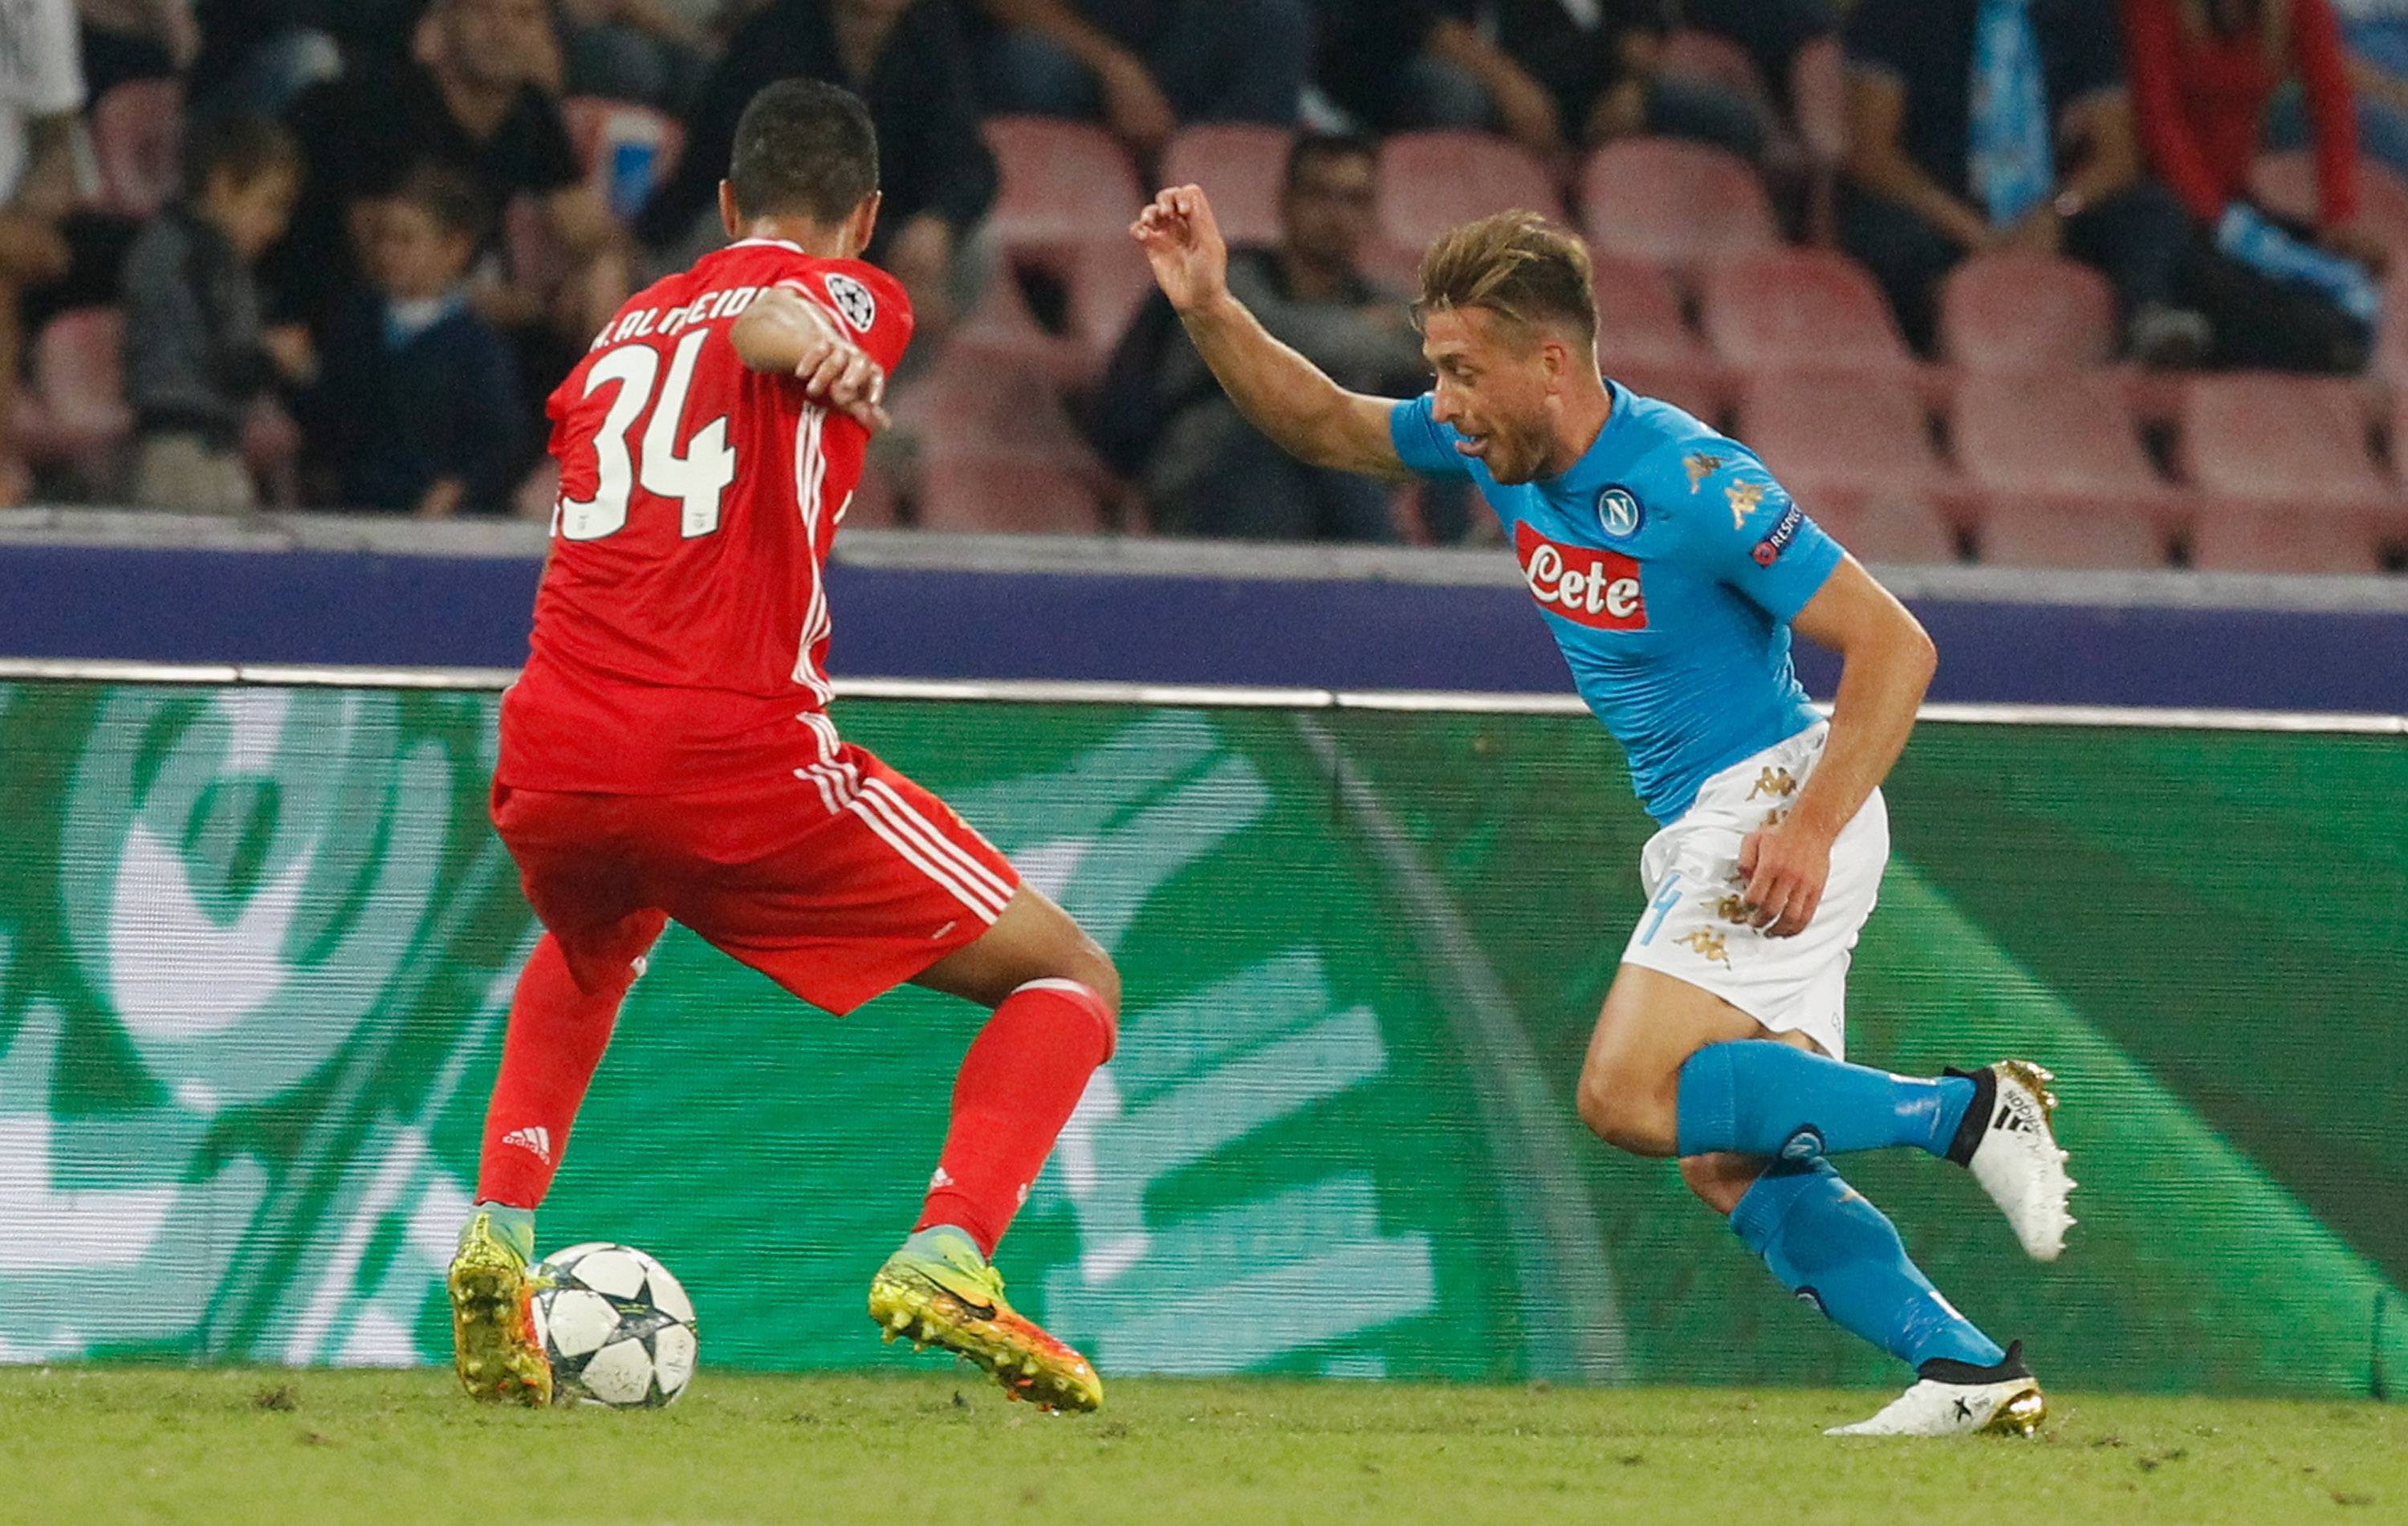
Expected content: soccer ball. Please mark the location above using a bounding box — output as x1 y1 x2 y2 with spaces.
531 1243 698 1409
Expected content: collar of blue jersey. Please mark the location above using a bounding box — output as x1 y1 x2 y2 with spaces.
1537 376 1637 490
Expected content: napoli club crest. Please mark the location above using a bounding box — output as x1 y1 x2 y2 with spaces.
1597 487 1643 539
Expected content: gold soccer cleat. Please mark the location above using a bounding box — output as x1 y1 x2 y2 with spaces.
449 1211 552 1406
868 1235 1102 1414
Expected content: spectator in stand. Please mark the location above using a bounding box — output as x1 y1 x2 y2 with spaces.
2124 0 2381 370
1314 1 1767 166
269 0 628 348
1842 0 2208 360
2280 0 2408 182
972 0 1311 159
556 0 710 110
120 114 310 511
301 166 525 516
0 0 94 504
1095 135 1426 540
76 0 199 99
639 0 995 334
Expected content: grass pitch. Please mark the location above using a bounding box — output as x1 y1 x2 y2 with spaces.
2 1368 2401 1526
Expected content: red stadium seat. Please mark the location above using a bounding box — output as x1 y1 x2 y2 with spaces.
1591 252 1726 420
2251 152 2408 262
920 454 1108 534
1950 372 2176 568
1579 138 1779 276
983 116 1144 260
2180 374 2402 572
1161 124 1293 248
561 96 685 217
1939 253 2117 374
13 307 131 477
1377 132 1565 254
90 79 183 218
1702 249 1914 376
1658 31 1769 104
1066 238 1161 376
1737 370 1960 562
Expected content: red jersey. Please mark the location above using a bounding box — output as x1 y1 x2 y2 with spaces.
500 238 913 794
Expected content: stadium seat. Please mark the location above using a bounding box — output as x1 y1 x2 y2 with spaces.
983 116 1145 259
1578 138 1780 277
13 307 131 479
1939 253 2117 374
847 459 900 528
1066 239 1161 376
1161 124 1293 249
1658 31 1769 104
1702 249 1915 376
1591 252 1726 420
919 454 1108 534
89 79 183 218
2372 271 2408 393
1377 132 1565 254
562 97 685 220
2180 373 2402 572
1950 372 2176 568
2251 153 2408 260
1737 370 1960 562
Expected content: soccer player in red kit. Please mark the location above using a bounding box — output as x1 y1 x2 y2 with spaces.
447 79 1117 1414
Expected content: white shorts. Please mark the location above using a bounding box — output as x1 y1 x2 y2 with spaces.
1618 722 1888 1060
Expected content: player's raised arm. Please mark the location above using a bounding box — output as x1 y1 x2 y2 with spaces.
732 286 891 433
1132 186 1410 479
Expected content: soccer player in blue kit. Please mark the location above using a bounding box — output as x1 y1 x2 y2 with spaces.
1133 189 2077 1436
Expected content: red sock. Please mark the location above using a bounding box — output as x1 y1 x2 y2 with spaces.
917 979 1117 1257
476 928 652 1209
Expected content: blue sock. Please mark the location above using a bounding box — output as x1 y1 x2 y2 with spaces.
1731 1159 2004 1369
1678 1041 1975 1160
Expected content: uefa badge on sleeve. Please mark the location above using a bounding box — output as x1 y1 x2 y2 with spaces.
1597 487 1643 539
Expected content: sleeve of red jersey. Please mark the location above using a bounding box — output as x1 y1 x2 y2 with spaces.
774 258 917 375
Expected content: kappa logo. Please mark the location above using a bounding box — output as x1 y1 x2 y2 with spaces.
1684 453 1724 491
1725 478 1767 529
823 271 878 333
501 1125 552 1165
1513 521 1646 630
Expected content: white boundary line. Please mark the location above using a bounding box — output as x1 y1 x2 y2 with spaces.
0 659 2398 733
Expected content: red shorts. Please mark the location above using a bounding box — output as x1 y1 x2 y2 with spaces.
491 741 1022 1015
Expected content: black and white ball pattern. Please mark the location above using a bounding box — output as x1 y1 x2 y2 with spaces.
531 1243 698 1409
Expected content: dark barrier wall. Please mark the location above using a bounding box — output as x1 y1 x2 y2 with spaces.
2 533 2405 710
2 678 2401 1394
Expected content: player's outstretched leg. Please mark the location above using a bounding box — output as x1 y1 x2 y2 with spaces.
1685 1153 2046 1438
1674 1042 2077 1260
868 887 1117 1413
451 918 660 1406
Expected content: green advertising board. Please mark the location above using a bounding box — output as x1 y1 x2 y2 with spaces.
0 678 2401 1397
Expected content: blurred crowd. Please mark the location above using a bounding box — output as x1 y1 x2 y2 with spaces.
0 0 2404 558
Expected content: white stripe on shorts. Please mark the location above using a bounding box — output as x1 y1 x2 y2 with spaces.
845 795 1008 922
858 778 1016 906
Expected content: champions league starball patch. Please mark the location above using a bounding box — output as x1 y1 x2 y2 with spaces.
1597 486 1644 539
823 272 878 333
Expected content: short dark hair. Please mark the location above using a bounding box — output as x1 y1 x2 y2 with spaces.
727 78 880 224
1283 132 1377 192
182 112 302 201
388 163 490 246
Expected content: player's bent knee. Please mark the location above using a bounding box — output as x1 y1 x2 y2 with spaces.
1575 1066 1677 1157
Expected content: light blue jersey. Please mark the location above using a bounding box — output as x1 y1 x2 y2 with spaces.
1392 381 1845 824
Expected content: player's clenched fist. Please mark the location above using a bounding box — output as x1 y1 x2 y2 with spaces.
1131 185 1230 313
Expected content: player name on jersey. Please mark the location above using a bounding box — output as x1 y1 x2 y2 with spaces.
588 285 767 352
1514 521 1646 630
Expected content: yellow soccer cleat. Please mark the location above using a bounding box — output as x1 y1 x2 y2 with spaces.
449 1209 552 1407
868 1231 1102 1414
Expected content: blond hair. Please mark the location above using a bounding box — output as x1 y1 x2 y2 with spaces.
1415 210 1598 344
